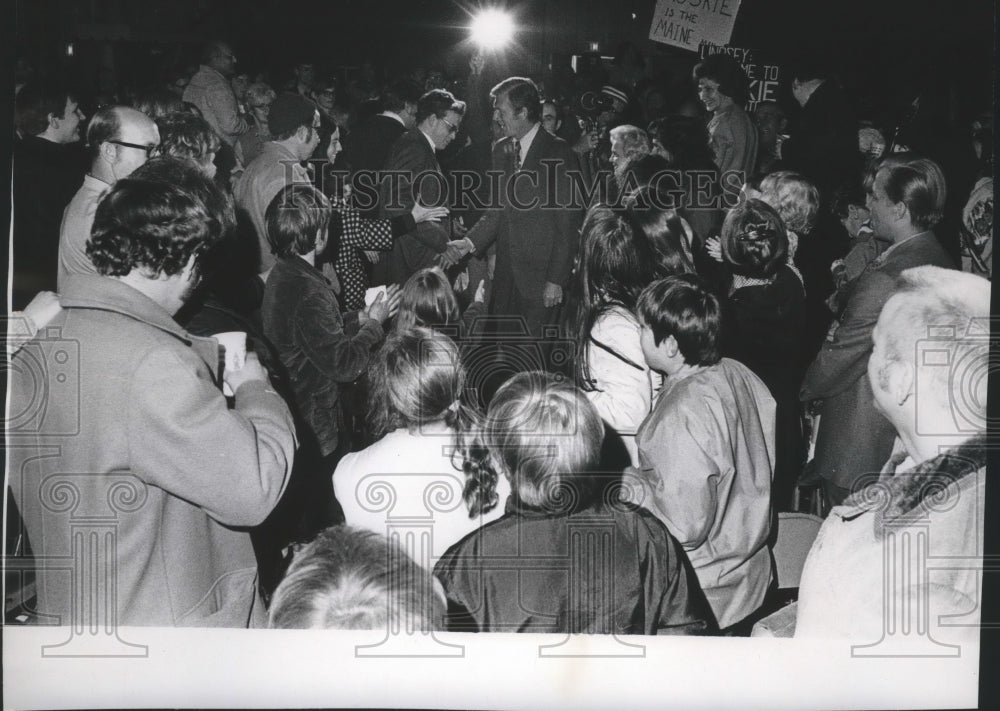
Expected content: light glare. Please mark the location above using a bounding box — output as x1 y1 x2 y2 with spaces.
471 9 514 50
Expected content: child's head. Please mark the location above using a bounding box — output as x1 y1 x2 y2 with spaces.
367 327 464 437
637 274 722 371
268 525 443 631
485 371 605 511
265 183 332 258
829 182 871 238
394 266 460 333
720 198 789 279
758 170 819 234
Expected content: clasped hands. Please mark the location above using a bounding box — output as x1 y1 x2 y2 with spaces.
438 238 474 268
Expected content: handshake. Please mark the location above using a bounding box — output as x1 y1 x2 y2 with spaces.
437 237 475 268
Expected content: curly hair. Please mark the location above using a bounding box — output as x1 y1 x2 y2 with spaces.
692 54 749 105
154 111 221 167
720 198 789 279
131 87 186 121
759 171 820 234
87 159 231 278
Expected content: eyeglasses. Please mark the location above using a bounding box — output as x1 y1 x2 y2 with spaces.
441 117 458 135
108 140 159 157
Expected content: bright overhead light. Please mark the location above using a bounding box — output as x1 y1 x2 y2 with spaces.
471 9 514 50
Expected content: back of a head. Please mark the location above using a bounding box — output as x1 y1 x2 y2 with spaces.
880 266 991 426
624 189 695 277
268 525 444 631
759 170 820 234
155 111 221 165
131 88 186 121
367 326 464 438
394 267 459 333
87 156 232 278
486 371 605 511
15 80 73 137
647 114 715 171
415 89 465 124
637 273 722 367
720 198 789 279
383 77 422 113
264 183 332 259
85 105 125 158
876 153 947 230
578 205 661 311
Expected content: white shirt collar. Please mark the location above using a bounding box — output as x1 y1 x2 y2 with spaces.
380 110 405 127
419 128 437 153
516 122 541 164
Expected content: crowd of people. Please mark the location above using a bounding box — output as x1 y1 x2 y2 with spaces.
7 36 992 641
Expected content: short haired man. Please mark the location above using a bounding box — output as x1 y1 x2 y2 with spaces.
8 157 296 627
442 76 581 341
541 100 562 135
796 266 989 643
801 154 955 506
183 40 248 146
261 184 399 536
634 274 776 633
57 106 160 289
380 89 465 284
13 81 87 308
234 92 321 274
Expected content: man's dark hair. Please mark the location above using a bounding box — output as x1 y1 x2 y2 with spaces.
382 77 422 113
15 81 77 137
877 154 947 230
692 54 749 106
490 77 542 123
829 181 867 219
155 111 221 164
637 273 722 367
202 40 232 66
265 184 333 258
87 157 232 278
415 89 465 124
86 106 124 158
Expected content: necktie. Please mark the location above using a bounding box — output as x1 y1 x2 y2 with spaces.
512 137 521 172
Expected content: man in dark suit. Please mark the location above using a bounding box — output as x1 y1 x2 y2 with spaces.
441 77 581 340
801 154 955 506
380 89 465 285
346 78 421 189
780 59 859 202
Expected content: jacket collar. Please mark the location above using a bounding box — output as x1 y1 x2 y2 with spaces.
840 434 987 531
873 230 937 267
60 274 221 373
275 254 329 285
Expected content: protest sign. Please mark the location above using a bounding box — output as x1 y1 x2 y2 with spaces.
698 42 783 112
648 0 741 52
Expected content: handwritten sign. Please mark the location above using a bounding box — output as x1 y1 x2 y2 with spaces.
698 42 783 112
648 0 741 52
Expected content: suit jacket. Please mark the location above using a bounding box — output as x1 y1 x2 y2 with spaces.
380 128 450 284
782 81 858 197
801 232 955 489
467 126 581 303
345 113 407 176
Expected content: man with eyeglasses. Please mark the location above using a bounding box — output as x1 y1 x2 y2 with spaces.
380 89 465 284
58 106 160 289
234 92 322 274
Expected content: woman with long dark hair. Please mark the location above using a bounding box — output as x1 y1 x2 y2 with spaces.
563 205 689 465
333 327 509 564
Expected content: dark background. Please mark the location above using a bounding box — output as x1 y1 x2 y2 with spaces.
10 0 995 122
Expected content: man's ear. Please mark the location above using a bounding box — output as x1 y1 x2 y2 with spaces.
887 360 915 407
663 334 680 359
47 113 60 131
892 199 908 222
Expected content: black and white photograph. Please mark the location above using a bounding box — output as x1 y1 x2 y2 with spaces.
3 0 996 708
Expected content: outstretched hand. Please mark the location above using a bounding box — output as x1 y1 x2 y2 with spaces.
412 198 449 224
362 284 402 323
437 239 473 268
